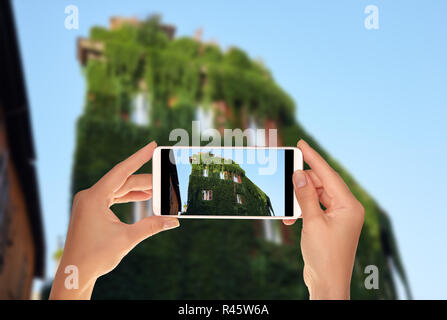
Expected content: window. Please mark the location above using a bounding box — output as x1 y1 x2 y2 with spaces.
236 194 244 204
220 171 225 179
203 168 208 177
202 190 213 200
132 199 153 223
131 92 150 126
195 106 214 133
262 220 282 244
233 175 241 183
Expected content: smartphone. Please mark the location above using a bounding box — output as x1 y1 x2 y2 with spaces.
152 146 302 219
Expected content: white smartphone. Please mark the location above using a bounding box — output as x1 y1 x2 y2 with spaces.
152 146 302 219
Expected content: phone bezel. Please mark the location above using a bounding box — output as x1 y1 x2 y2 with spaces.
153 146 302 219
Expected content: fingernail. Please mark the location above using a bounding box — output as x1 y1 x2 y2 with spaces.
297 139 307 148
293 171 307 188
163 218 179 230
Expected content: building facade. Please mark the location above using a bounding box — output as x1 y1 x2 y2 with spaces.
0 0 45 299
72 15 411 299
184 152 274 216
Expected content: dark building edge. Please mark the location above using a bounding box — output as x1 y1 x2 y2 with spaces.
161 150 182 214
0 0 45 278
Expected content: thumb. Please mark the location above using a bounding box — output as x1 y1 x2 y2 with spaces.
127 216 179 245
293 170 322 220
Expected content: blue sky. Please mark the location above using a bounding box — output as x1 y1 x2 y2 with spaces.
12 0 447 298
174 149 285 216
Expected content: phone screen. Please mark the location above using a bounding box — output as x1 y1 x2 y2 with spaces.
160 148 294 217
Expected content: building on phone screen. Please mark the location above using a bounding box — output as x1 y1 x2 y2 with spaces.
183 152 274 216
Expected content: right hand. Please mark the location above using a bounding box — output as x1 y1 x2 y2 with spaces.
283 140 365 300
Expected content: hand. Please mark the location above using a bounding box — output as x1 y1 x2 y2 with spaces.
283 140 364 300
50 141 179 299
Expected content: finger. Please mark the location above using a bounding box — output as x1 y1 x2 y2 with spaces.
282 219 296 225
306 170 322 188
298 140 352 200
127 216 179 245
114 174 153 198
97 141 157 193
113 190 152 205
316 188 332 209
283 170 322 224
293 170 322 220
307 170 332 209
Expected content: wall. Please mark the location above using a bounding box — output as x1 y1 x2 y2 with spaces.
0 108 35 299
185 159 272 216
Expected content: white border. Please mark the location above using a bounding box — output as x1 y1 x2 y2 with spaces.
153 146 302 219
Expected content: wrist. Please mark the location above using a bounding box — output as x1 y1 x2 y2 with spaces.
50 256 98 300
307 279 351 300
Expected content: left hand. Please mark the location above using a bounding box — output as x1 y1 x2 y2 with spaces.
50 141 179 299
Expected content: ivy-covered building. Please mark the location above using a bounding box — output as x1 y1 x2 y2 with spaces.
68 15 411 299
184 152 274 216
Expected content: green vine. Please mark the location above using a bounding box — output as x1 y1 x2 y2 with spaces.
67 15 410 300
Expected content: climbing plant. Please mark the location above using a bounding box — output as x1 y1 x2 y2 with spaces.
68 15 411 300
185 154 272 216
